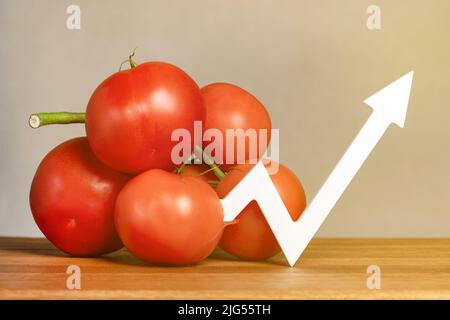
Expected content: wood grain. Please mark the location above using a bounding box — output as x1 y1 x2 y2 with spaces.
1 237 450 299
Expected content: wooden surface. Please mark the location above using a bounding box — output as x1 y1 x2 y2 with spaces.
1 237 450 299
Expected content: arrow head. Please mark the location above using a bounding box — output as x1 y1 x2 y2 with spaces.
364 71 414 128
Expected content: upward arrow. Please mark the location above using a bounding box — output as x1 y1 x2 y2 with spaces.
221 71 414 266
364 71 413 128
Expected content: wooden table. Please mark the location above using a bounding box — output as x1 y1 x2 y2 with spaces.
1 237 449 299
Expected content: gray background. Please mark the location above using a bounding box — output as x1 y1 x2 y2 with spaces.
1 0 449 237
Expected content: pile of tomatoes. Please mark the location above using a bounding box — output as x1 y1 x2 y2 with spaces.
29 54 306 265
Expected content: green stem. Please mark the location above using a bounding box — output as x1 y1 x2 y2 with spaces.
129 47 138 68
119 48 138 71
29 112 86 129
129 57 137 68
175 154 196 174
194 145 226 180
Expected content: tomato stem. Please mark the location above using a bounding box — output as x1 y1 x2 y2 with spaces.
198 166 218 176
119 47 138 71
29 112 86 129
175 154 196 174
194 145 226 180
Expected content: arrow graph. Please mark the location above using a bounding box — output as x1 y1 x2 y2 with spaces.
220 71 414 266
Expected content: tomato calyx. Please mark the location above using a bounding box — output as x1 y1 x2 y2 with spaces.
194 146 249 185
118 47 138 71
174 151 222 188
193 145 226 180
173 154 195 175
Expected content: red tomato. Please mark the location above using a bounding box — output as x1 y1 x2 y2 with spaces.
86 62 205 174
115 169 224 265
180 164 218 185
201 83 272 169
29 137 129 256
216 162 306 260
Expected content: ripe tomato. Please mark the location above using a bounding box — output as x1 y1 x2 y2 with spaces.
86 62 205 174
216 161 306 260
29 137 129 256
114 169 224 265
201 83 272 169
180 164 218 185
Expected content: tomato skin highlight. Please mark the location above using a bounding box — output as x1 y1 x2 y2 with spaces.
86 61 205 174
29 137 129 256
114 169 224 265
216 162 307 260
201 83 272 169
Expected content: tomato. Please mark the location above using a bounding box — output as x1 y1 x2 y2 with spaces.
216 161 306 260
201 83 272 170
86 62 205 174
114 169 224 265
180 164 218 185
29 137 129 256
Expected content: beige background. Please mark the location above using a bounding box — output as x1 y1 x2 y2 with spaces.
0 0 449 237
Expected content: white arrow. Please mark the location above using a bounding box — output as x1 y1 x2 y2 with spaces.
220 71 414 266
